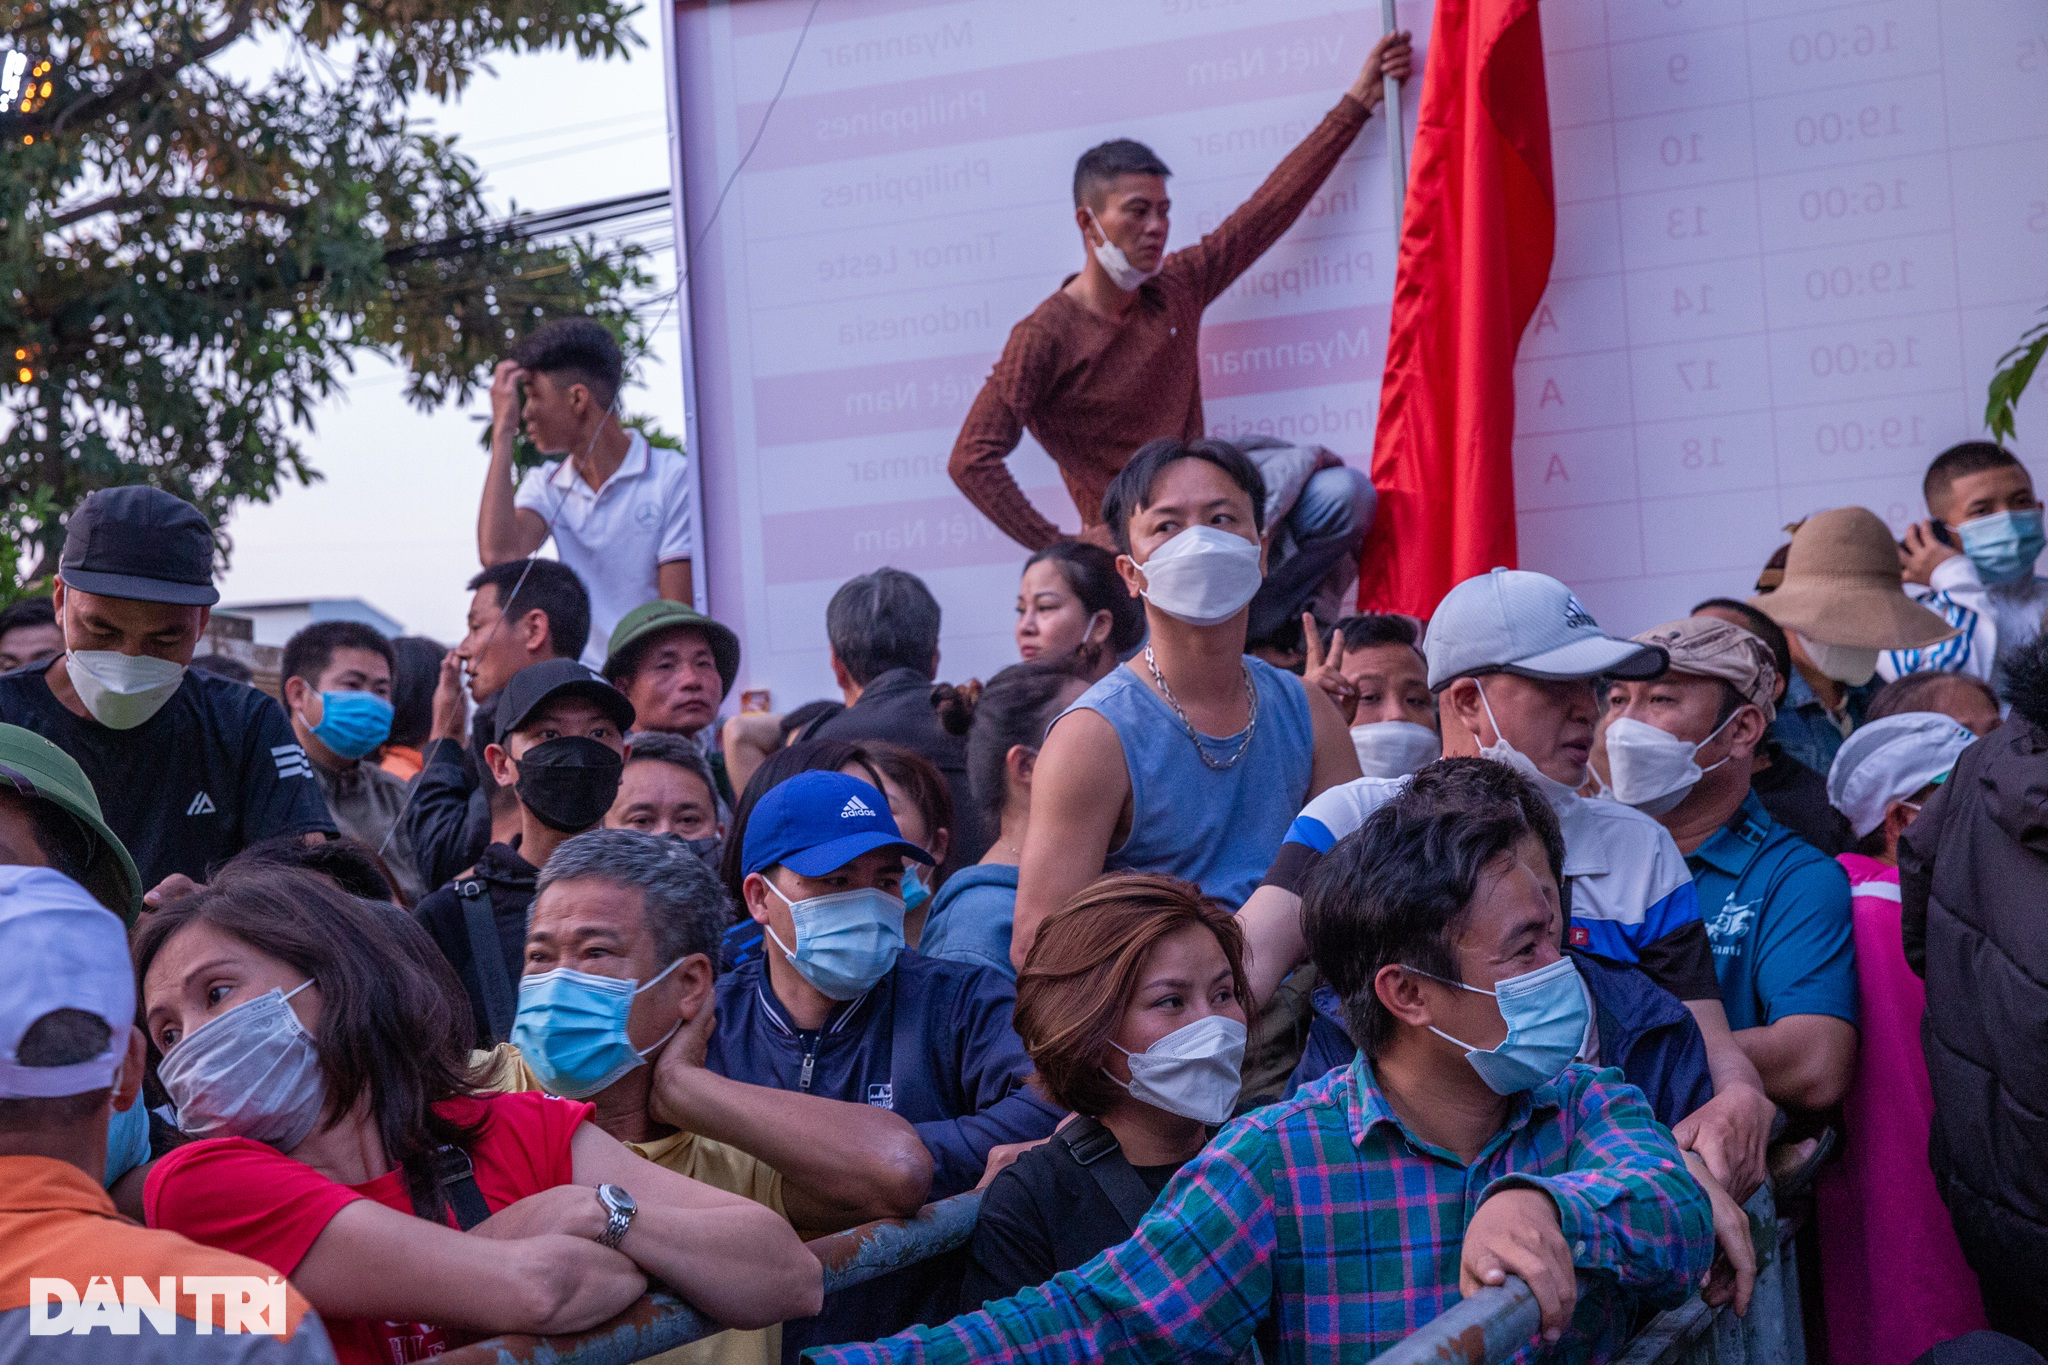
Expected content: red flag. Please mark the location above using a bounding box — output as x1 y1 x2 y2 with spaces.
1359 0 1554 617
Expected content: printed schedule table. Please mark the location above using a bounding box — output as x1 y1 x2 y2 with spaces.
1515 0 2048 629
669 0 2048 700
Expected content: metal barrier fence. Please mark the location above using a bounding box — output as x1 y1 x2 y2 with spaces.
1377 1183 1804 1365
435 1191 983 1365
440 1166 1811 1365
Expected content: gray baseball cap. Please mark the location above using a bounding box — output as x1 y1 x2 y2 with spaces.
1424 568 1667 691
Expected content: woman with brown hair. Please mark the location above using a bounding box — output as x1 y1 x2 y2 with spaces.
133 865 820 1365
960 872 1251 1307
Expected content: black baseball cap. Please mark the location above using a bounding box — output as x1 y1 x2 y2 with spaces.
59 487 219 606
494 659 636 743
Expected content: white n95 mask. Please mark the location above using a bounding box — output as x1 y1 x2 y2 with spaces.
1136 526 1263 627
1603 713 1739 816
66 650 186 729
1474 681 1582 810
1351 720 1441 779
1086 209 1160 292
1109 1013 1247 1125
1797 634 1879 686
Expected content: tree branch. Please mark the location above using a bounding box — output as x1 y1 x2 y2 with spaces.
50 0 262 136
46 191 295 231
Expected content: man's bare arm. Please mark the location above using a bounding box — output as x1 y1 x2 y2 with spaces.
479 359 550 566
657 558 694 604
1736 1015 1858 1113
1302 679 1364 799
1238 884 1309 1007
1010 708 1129 970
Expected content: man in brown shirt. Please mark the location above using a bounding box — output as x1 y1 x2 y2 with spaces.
949 29 1412 630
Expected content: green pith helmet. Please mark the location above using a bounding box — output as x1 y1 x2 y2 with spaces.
0 723 144 923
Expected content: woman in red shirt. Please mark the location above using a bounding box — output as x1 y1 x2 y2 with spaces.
135 864 820 1365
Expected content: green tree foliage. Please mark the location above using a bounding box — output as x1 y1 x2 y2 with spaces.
0 0 656 582
1987 303 2048 444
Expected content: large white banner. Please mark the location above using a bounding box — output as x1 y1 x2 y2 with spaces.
667 0 2048 707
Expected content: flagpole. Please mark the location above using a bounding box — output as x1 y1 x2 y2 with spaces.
1382 0 1408 236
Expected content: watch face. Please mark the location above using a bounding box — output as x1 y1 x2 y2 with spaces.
602 1183 638 1215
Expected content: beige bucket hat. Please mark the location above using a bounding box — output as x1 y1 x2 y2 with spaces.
1633 617 1779 723
1751 507 1957 650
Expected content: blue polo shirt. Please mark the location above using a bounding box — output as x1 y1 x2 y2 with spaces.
1684 790 1857 1032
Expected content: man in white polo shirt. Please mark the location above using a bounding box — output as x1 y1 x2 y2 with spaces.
476 318 695 669
1238 568 1778 1200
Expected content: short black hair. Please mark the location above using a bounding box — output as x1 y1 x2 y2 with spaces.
467 559 591 664
1073 139 1171 209
1868 670 1999 725
1302 758 1554 1058
188 654 254 685
283 619 396 690
1924 440 2024 514
623 731 720 807
1337 613 1426 670
387 637 446 750
826 568 941 686
222 834 398 905
1099 437 1267 557
512 318 626 410
778 699 843 744
0 1008 115 1132
2006 632 2048 730
1692 597 1793 694
0 596 55 634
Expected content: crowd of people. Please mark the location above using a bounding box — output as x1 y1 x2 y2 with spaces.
6 22 2047 1365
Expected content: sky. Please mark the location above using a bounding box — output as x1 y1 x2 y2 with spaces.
212 19 686 643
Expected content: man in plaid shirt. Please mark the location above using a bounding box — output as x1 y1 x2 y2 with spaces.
807 763 1714 1364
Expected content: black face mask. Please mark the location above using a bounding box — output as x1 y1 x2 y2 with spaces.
512 736 624 833
667 832 722 870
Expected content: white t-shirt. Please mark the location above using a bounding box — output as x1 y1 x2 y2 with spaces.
514 432 694 669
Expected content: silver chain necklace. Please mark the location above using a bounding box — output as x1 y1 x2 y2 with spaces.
1144 646 1259 771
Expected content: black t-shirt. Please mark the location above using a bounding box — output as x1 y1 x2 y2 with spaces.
1753 739 1853 857
960 1125 1183 1309
0 663 335 888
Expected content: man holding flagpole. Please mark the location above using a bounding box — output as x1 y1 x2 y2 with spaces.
947 26 1411 639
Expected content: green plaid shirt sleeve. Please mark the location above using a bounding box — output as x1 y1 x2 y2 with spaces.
807 1061 1713 1365
1484 1070 1716 1310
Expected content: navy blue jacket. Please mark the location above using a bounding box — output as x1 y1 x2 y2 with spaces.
705 950 1062 1198
1284 950 1713 1129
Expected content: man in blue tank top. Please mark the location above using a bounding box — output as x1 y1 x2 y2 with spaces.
1011 438 1362 974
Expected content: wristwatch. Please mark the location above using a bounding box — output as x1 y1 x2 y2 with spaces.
595 1183 637 1250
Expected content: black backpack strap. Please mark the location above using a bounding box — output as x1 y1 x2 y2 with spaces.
415 1145 493 1230
456 878 515 1045
1057 1116 1159 1233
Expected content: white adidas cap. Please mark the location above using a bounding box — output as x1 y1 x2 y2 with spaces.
1827 712 1976 838
1424 568 1667 691
0 866 134 1099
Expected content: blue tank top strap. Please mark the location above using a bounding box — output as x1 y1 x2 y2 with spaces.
1060 656 1315 907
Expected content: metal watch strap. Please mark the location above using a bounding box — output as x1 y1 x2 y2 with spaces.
597 1185 634 1249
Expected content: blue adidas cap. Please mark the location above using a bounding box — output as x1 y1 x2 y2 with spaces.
740 770 936 879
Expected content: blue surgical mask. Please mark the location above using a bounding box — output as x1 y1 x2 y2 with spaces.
1956 508 2046 586
902 866 931 913
762 879 905 1001
1416 955 1590 1095
510 960 683 1099
310 691 394 760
